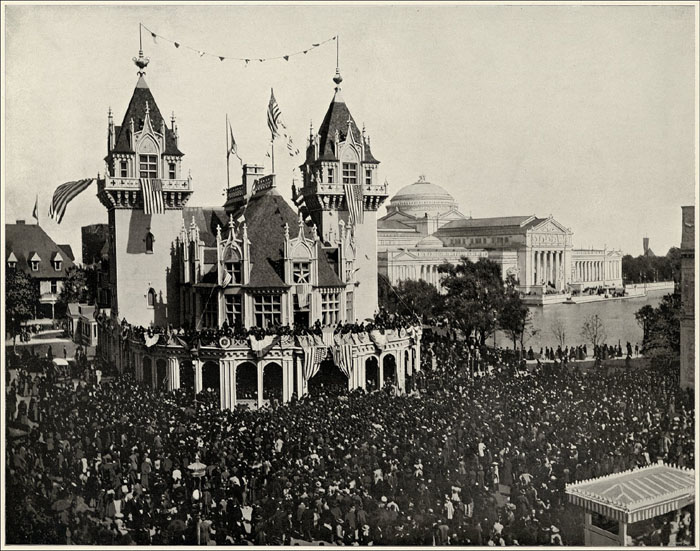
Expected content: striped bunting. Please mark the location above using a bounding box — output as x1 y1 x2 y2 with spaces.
343 182 364 225
49 179 95 224
141 178 165 215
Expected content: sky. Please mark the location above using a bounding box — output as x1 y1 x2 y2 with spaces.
3 3 697 263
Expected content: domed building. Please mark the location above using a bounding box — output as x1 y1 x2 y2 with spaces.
387 176 461 221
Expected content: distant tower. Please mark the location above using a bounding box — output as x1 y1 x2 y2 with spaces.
298 67 388 320
643 236 650 256
97 51 192 326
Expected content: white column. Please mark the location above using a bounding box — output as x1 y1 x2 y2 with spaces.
378 356 384 389
257 362 264 409
397 352 406 393
167 357 180 391
152 362 157 390
219 359 227 410
194 359 203 394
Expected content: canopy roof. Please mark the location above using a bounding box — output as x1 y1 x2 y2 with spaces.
566 463 695 524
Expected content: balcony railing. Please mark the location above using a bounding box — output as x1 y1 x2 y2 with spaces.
103 176 192 192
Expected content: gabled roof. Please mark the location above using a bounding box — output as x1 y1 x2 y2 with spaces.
377 218 416 231
227 188 344 288
440 215 537 230
316 90 378 163
112 76 183 156
182 207 228 247
5 223 76 278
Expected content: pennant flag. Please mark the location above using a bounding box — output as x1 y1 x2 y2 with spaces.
227 118 243 164
49 179 94 224
219 56 225 61
344 182 364 225
284 55 289 61
32 195 39 222
312 43 320 47
151 32 157 43
174 42 180 48
198 50 205 57
222 268 232 287
140 178 164 215
267 89 285 139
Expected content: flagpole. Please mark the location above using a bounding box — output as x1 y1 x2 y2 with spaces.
271 136 275 174
226 114 230 190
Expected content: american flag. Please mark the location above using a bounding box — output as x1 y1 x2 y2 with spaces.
141 178 164 215
343 182 364 225
49 179 95 224
227 116 242 164
267 88 285 139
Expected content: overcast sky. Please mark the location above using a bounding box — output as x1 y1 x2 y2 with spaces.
3 4 696 263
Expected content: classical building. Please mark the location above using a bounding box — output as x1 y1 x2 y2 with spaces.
96 55 420 410
378 177 623 294
680 205 695 390
5 220 76 318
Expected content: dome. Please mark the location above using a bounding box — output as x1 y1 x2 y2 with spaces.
387 176 458 219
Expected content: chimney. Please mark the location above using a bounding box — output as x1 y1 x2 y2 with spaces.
242 164 264 194
16 220 26 224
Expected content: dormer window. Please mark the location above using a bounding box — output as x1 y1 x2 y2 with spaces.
53 260 62 271
342 163 357 185
145 232 154 253
327 167 335 184
168 162 176 180
139 154 158 179
293 261 310 283
225 261 242 285
365 169 372 186
120 161 128 177
7 252 17 270
31 261 39 271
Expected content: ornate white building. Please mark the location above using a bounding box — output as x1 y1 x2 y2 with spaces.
378 177 622 293
96 55 421 410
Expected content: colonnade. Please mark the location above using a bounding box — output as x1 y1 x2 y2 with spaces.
531 249 565 288
391 264 441 286
573 259 620 283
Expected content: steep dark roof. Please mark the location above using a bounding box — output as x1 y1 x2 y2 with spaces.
182 207 228 247
317 91 378 163
5 223 76 278
58 244 75 261
112 76 183 156
228 188 344 288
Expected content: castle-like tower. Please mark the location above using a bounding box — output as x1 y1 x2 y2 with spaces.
97 52 193 327
298 68 388 320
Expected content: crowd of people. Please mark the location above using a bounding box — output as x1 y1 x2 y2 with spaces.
5 327 695 546
528 342 639 363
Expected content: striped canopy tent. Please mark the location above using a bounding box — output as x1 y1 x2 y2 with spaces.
566 463 695 526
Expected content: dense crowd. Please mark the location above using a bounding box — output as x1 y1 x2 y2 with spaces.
5 329 695 546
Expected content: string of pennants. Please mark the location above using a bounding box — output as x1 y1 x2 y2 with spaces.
142 24 337 66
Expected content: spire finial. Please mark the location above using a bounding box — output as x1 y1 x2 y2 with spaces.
133 50 150 76
333 35 343 89
145 101 150 116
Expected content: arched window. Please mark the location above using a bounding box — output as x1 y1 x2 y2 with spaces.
147 288 156 307
145 232 154 253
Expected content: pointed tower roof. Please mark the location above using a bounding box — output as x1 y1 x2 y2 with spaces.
316 73 379 163
112 76 183 156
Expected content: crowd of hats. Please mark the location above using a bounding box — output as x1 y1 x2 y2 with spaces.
5 328 694 545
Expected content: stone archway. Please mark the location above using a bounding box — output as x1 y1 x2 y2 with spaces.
309 359 348 396
236 362 258 406
262 362 283 404
365 356 379 391
156 358 168 390
179 360 195 396
383 354 397 389
202 360 220 392
142 357 152 388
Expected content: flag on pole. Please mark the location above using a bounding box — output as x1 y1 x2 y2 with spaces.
32 195 39 223
267 88 284 139
49 179 95 224
344 182 364 225
141 178 164 215
227 118 243 164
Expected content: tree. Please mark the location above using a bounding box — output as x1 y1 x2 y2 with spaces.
5 269 40 347
550 318 567 348
635 293 681 366
378 275 443 320
499 275 530 350
58 266 97 307
581 314 607 349
439 257 506 345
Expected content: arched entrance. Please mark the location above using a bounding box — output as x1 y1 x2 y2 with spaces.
156 359 168 390
383 354 397 389
309 359 348 396
262 362 283 404
202 361 220 392
179 360 195 396
142 357 152 388
236 362 258 406
365 356 379 391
